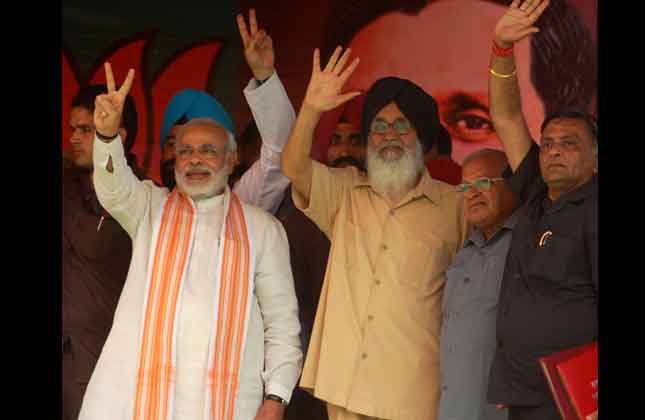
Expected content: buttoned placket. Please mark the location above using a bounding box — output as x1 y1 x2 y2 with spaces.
347 204 397 405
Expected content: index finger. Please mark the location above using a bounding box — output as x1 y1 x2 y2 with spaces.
236 14 250 47
249 8 258 35
118 68 135 97
105 62 116 93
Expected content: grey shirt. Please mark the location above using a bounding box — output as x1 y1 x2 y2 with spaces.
438 211 519 420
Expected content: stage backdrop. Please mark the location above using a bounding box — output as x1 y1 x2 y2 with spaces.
63 0 596 183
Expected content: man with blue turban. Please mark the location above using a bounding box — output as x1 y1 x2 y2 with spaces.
159 8 294 214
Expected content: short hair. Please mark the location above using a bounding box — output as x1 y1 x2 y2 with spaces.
461 148 509 173
176 117 237 152
71 84 139 153
541 110 598 150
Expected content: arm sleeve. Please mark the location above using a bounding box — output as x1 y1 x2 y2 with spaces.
92 135 155 238
233 72 295 214
291 160 354 239
255 214 303 402
503 142 546 206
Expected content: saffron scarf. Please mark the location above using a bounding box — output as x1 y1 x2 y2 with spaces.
133 188 254 420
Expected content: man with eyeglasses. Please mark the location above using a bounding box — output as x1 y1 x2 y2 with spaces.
438 148 518 420
282 47 467 420
486 2 598 419
158 9 293 216
79 63 302 420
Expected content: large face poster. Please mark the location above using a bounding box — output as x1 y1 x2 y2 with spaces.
312 0 597 170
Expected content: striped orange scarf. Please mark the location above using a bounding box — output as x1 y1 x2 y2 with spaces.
133 189 254 420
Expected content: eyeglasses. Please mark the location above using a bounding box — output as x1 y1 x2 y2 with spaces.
539 138 580 152
370 118 413 135
456 177 504 193
175 144 220 159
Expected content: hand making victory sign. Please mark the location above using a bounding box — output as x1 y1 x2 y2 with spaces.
93 62 135 141
237 8 275 82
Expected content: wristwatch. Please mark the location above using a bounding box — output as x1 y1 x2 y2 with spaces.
265 394 288 406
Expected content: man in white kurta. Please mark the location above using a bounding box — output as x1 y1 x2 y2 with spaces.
78 62 302 420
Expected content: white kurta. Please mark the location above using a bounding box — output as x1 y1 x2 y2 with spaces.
79 73 302 420
234 72 294 214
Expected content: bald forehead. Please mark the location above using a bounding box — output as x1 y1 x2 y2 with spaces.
462 150 508 176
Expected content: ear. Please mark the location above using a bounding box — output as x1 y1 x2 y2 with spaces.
118 127 128 144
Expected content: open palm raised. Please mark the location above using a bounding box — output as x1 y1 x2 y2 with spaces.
304 46 361 113
494 0 550 47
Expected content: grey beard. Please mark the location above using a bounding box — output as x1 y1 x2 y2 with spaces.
367 140 424 198
175 162 229 201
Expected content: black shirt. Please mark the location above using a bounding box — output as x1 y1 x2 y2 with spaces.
487 143 598 406
62 159 138 382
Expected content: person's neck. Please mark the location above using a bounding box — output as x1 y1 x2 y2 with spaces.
547 176 594 201
481 223 504 242
190 187 226 202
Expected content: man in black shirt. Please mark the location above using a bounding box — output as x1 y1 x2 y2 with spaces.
63 84 140 420
486 1 598 419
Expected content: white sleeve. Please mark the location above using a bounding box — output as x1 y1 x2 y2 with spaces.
254 214 303 403
92 135 158 238
233 72 294 214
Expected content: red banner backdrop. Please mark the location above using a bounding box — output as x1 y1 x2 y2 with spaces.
62 36 222 184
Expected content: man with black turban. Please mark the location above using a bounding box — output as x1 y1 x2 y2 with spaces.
282 47 468 420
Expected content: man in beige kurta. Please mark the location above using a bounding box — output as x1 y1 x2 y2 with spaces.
281 48 468 420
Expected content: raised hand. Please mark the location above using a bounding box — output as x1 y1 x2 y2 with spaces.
303 46 360 114
94 62 135 139
494 0 550 47
237 9 274 82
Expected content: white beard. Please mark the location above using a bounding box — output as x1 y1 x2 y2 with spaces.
175 162 229 200
367 139 424 199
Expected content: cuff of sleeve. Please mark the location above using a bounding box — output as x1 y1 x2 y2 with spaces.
244 70 277 93
93 134 125 170
265 381 294 404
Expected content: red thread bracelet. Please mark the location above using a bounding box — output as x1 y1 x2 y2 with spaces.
492 40 514 57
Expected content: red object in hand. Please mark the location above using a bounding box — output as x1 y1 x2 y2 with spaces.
540 341 598 420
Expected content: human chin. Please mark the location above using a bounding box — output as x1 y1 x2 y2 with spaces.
176 165 227 200
367 140 423 196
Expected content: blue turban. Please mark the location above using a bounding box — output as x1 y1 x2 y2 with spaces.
159 89 235 150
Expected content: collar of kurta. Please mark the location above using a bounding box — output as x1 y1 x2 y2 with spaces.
353 166 442 205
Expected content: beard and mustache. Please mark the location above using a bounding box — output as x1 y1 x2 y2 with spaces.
173 161 230 201
367 138 424 198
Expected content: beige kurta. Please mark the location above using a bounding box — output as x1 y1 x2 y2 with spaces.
296 161 468 420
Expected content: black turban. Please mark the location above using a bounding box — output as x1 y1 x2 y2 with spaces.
361 77 441 154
